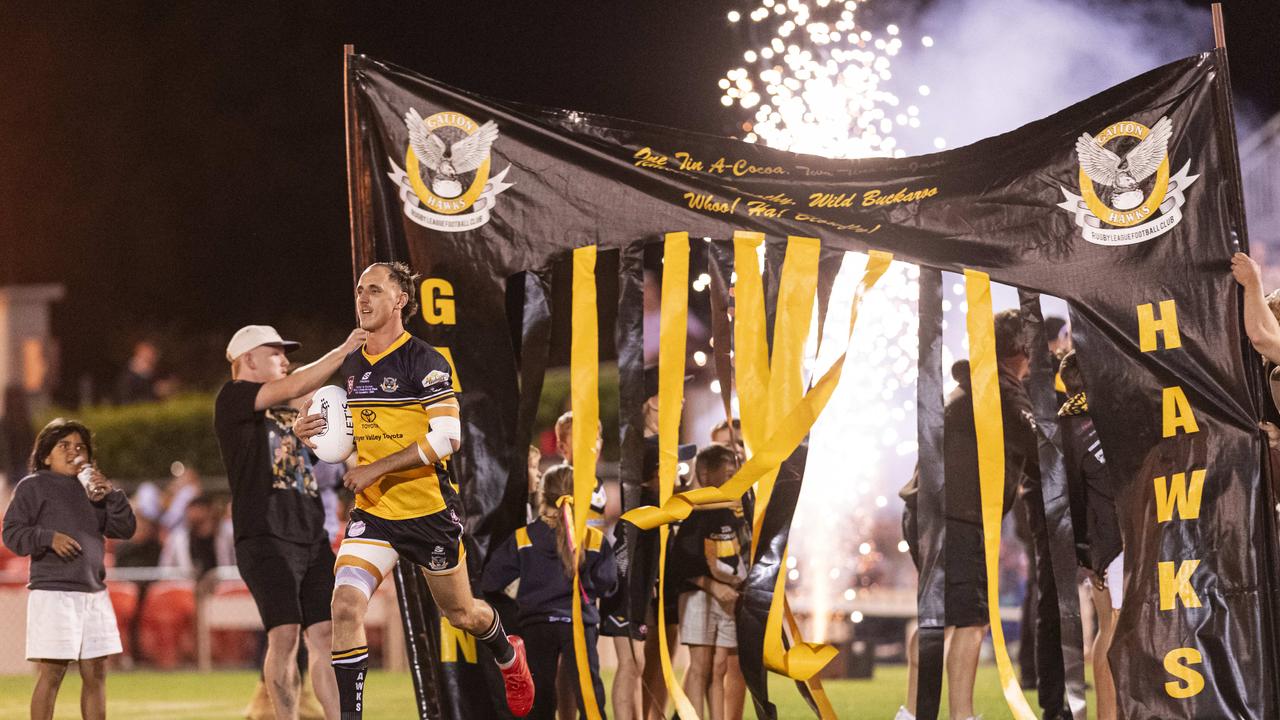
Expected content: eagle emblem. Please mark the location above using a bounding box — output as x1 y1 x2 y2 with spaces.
386 108 514 233
1058 116 1197 247
406 109 500 199
1075 116 1172 211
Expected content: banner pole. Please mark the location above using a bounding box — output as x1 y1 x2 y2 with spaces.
1211 4 1280 711
343 44 444 720
343 44 372 285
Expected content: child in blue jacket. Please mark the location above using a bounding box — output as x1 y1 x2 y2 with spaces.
483 463 616 719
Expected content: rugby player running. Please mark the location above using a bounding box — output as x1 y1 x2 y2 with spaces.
296 262 534 718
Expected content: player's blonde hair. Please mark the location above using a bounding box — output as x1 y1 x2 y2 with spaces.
538 464 578 580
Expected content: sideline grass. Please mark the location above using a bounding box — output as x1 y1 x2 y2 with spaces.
0 665 1072 719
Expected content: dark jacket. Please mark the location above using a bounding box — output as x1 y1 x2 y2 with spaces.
482 519 616 626
902 365 1038 526
2 470 136 591
1059 394 1121 573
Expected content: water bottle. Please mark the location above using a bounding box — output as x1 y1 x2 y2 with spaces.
75 457 93 491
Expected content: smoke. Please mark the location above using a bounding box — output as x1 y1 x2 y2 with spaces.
892 0 1215 153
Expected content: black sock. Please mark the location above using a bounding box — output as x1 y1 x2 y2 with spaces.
476 609 515 666
331 646 369 720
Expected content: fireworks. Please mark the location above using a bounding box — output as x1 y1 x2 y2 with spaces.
719 1 947 640
720 0 943 159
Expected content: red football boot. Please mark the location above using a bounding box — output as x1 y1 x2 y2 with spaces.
500 635 535 717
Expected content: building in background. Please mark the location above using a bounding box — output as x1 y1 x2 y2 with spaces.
0 284 65 417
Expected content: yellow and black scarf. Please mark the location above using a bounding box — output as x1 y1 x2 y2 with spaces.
1058 391 1088 417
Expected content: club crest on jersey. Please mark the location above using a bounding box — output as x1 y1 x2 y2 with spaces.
348 520 366 538
386 108 514 233
1057 116 1197 246
423 370 449 387
428 545 448 571
380 377 399 393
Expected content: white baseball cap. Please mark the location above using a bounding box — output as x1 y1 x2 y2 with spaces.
226 325 301 362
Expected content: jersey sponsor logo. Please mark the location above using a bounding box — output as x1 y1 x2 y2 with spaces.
360 409 377 423
423 369 449 387
387 108 514 233
348 520 366 538
361 371 372 382
380 377 400 393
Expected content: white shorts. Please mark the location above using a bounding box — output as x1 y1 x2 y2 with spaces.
679 590 737 649
1105 552 1124 610
26 589 123 661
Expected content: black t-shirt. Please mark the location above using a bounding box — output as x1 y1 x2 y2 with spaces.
666 507 744 596
214 380 326 545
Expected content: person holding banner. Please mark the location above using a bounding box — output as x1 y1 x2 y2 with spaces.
1232 252 1280 364
216 323 368 720
295 261 535 718
481 464 617 719
1230 252 1280 438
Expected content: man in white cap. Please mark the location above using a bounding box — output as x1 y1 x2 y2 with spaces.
214 325 366 720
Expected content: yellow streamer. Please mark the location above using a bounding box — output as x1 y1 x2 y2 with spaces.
732 230 770 457
570 245 603 720
784 599 838 719
753 236 820 552
622 246 892 690
656 232 700 720
622 250 892 536
963 269 1036 720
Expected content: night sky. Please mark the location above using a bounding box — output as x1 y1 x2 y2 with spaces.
1 0 1276 401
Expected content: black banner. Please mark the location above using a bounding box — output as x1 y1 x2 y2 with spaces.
347 49 1279 719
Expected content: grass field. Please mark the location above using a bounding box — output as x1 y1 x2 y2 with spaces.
0 664 1081 719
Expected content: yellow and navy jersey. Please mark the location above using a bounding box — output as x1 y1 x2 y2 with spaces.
340 332 458 520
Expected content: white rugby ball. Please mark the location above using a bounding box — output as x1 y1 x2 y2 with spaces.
309 385 354 463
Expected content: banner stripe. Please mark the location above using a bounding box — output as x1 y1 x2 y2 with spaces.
733 231 770 464
754 236 820 550
570 244 603 720
622 250 892 537
964 269 1036 720
656 232 700 719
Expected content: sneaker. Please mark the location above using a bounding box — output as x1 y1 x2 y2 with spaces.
242 680 274 720
298 673 326 720
894 707 916 720
499 635 535 717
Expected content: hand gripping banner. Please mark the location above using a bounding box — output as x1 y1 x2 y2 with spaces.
345 46 1280 719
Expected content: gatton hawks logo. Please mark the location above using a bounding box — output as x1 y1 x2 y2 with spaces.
1058 116 1198 246
387 109 514 233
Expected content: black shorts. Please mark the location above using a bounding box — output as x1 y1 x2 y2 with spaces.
236 536 335 631
943 520 990 628
343 506 465 575
598 576 630 637
902 503 990 628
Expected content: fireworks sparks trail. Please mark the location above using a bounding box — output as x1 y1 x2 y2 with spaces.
720 0 944 159
718 1 945 641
